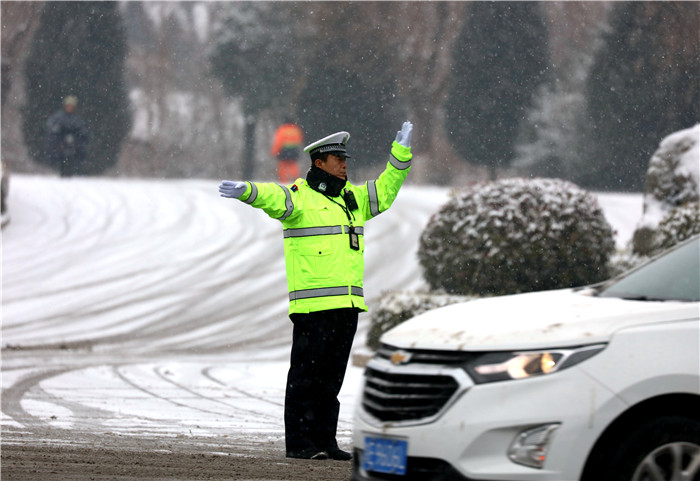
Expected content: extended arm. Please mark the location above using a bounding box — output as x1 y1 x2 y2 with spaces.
360 121 413 218
219 180 295 222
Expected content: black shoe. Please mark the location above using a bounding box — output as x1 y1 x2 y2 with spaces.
326 447 352 461
286 448 329 460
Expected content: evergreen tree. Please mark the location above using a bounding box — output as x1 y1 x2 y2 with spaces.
121 2 157 53
446 2 550 180
514 84 592 181
210 2 404 177
513 3 610 184
296 3 404 170
209 2 304 179
297 67 402 171
583 2 700 192
23 2 131 176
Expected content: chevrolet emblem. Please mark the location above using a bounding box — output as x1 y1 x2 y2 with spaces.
390 350 412 365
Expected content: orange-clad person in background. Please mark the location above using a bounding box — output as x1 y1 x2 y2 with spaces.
271 118 304 183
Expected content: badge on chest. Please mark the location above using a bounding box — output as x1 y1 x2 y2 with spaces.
348 226 360 251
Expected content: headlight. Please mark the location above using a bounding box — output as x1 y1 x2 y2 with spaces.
464 344 606 383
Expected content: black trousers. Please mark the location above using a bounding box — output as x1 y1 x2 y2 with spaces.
284 308 358 454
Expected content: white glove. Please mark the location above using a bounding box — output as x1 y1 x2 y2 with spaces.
219 180 247 198
394 121 413 148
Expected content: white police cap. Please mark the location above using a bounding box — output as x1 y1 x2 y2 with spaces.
304 131 352 158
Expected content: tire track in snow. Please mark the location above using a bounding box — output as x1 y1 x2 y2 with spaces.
3 177 291 352
2 368 75 429
202 366 284 408
1 367 118 432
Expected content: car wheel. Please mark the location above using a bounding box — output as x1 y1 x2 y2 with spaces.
607 416 700 481
631 442 700 481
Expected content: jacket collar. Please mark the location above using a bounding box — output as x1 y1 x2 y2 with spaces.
306 166 347 197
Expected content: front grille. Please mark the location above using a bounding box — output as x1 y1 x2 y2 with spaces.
376 344 478 365
362 366 459 422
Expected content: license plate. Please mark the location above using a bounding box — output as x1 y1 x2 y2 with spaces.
362 436 408 475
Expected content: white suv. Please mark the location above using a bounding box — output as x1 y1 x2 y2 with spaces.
352 236 699 481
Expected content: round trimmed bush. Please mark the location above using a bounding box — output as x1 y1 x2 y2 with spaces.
632 125 699 255
418 178 615 296
651 202 700 255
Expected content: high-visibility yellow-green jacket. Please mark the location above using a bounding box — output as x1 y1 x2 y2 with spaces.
236 141 412 315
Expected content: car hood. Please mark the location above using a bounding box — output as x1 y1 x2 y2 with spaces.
381 288 699 351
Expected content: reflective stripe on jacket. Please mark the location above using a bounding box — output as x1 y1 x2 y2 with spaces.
238 141 412 315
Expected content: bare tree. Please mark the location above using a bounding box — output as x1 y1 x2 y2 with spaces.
119 2 243 179
391 3 469 184
1 1 45 173
290 2 471 184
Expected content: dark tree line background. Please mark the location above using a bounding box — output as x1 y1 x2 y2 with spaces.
21 2 131 176
3 1 698 191
446 2 550 181
584 2 700 192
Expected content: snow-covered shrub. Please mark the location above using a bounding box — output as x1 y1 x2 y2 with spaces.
366 291 471 350
607 203 698 278
607 249 649 278
418 178 615 296
634 124 699 255
651 202 700 256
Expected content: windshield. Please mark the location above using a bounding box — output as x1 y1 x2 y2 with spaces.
599 237 700 302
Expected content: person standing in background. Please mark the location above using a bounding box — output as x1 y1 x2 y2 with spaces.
45 95 91 177
271 118 304 183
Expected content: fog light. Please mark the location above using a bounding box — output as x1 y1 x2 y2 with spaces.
508 424 560 469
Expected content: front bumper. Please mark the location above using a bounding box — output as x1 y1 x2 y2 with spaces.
352 361 623 481
351 452 473 481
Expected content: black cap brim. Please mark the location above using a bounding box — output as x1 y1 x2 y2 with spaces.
309 144 352 159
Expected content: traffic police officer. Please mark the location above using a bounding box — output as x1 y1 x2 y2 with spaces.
219 121 413 461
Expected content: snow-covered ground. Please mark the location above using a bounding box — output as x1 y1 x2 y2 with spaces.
1 175 641 452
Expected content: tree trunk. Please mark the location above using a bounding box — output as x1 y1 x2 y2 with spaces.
243 115 256 180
